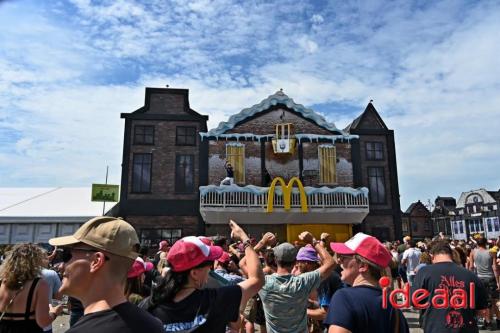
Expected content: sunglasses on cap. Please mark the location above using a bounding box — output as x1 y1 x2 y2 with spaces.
59 247 110 263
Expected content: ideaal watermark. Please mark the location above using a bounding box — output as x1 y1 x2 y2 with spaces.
379 276 476 310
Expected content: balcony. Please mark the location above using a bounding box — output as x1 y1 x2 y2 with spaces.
199 184 369 225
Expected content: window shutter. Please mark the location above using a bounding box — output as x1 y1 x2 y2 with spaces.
226 144 245 184
318 145 336 184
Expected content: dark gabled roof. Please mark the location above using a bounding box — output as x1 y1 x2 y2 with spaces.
436 196 455 201
345 102 389 132
487 190 500 202
405 202 418 214
121 87 208 121
404 200 430 215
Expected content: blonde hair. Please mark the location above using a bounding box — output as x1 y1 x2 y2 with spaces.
0 243 45 289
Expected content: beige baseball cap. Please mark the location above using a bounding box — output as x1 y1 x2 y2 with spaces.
49 216 140 260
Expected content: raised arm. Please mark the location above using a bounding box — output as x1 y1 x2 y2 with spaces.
240 232 276 275
230 220 265 309
299 231 337 281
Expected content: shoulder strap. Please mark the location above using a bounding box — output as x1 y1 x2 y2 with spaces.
25 278 40 320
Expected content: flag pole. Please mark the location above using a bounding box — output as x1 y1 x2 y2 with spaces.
102 166 109 215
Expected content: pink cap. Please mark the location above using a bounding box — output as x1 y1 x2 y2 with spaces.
159 240 169 249
144 261 154 272
128 260 146 278
330 232 392 268
198 236 213 246
167 236 223 272
218 252 231 264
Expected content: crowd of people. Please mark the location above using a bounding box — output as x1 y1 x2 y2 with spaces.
0 216 498 333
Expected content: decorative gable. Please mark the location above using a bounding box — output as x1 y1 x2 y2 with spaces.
206 90 347 136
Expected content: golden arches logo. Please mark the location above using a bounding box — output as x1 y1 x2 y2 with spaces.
266 177 308 213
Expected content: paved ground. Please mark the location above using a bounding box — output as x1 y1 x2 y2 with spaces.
53 311 500 333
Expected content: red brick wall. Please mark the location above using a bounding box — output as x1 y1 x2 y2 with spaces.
149 93 185 114
128 120 201 200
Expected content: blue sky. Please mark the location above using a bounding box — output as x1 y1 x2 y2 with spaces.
1 0 499 210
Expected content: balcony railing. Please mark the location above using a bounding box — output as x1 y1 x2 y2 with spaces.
200 185 369 210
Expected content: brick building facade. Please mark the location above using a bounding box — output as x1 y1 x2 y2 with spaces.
114 87 402 245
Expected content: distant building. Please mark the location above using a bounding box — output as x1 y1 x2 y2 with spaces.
114 87 403 245
402 200 433 239
452 189 500 240
430 196 456 237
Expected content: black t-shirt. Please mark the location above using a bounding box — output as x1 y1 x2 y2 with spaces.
411 262 488 333
324 285 409 333
148 285 242 333
317 270 343 309
68 302 164 333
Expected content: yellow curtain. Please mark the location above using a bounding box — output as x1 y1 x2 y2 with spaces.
319 145 336 184
226 144 245 184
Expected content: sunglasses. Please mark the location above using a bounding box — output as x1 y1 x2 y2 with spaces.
338 255 354 262
60 247 110 263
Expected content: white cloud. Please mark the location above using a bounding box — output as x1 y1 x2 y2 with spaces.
0 0 499 210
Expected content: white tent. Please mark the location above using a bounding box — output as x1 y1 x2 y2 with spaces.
0 188 117 244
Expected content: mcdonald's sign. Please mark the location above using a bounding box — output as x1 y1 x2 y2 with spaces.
266 177 308 213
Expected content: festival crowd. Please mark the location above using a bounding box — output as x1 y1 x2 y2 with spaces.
0 216 497 333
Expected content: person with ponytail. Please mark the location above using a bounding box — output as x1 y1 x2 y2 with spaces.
142 220 264 332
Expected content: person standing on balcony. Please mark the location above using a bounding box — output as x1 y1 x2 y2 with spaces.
220 160 235 186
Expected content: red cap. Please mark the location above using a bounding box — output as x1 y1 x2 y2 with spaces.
218 252 231 264
330 232 392 268
128 260 146 278
198 236 213 246
167 236 223 272
144 261 154 272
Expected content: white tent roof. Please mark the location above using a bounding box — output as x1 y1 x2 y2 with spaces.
0 188 117 218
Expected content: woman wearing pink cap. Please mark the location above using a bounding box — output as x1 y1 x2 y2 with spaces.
125 259 154 305
141 220 264 332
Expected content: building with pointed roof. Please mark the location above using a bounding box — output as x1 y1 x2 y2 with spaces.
114 87 403 245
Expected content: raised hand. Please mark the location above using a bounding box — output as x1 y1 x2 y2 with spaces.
260 232 277 247
299 231 314 245
229 219 249 242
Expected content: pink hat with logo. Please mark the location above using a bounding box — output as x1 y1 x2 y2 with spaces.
128 258 155 278
167 236 223 272
330 232 392 268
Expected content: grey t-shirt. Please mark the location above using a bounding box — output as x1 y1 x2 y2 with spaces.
258 270 321 333
41 268 61 331
473 249 495 279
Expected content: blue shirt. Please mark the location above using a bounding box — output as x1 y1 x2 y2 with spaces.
324 285 409 333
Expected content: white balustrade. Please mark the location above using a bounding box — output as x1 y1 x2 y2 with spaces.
200 186 369 210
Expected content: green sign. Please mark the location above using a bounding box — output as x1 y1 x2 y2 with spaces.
91 184 119 202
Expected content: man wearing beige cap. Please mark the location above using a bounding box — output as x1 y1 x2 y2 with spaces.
49 216 163 333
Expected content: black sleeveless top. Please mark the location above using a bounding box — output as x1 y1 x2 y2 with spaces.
0 278 43 333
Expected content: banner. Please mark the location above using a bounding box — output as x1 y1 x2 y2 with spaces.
91 184 119 202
